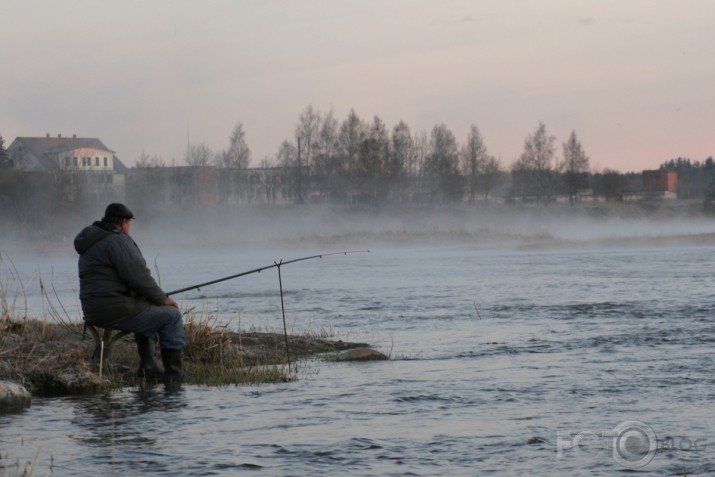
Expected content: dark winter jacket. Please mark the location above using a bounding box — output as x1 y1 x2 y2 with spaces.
74 221 168 326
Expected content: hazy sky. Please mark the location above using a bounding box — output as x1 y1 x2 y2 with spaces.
2 0 714 172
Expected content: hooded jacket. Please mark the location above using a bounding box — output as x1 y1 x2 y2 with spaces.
74 221 168 326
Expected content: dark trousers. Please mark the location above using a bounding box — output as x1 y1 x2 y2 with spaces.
112 305 186 350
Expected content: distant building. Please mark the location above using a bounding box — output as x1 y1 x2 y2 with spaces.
6 134 128 202
127 165 300 207
6 134 127 173
127 165 218 207
642 169 677 198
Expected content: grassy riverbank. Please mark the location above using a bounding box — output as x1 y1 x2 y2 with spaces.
0 309 371 396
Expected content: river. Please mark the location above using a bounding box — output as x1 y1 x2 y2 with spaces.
2 219 715 475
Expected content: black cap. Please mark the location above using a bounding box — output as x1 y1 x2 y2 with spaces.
103 203 134 220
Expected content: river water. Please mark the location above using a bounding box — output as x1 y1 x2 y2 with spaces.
2 221 715 475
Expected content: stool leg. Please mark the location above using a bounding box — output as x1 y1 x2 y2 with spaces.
88 326 113 374
87 325 103 369
86 325 133 375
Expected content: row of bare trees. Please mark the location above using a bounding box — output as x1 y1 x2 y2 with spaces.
125 101 599 203
512 122 591 204
137 106 595 204
148 107 509 203
137 123 252 169
276 107 510 203
279 108 592 204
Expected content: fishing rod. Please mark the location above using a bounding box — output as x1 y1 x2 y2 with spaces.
167 249 369 372
166 250 369 296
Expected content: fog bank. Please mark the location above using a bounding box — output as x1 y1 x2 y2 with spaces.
6 202 712 254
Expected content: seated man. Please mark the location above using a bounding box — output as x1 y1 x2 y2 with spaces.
74 203 185 381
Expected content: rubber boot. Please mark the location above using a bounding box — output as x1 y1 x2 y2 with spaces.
136 337 162 379
161 348 186 383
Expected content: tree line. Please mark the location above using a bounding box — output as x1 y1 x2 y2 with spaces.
136 105 713 206
1 109 714 227
138 107 597 204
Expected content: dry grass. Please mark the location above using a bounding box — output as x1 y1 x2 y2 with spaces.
0 308 368 396
0 319 106 395
181 307 297 385
0 312 298 395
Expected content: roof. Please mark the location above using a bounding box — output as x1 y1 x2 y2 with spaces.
113 156 129 172
15 136 113 153
10 136 121 172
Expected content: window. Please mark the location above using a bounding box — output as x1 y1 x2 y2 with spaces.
74 157 78 167
95 157 99 166
103 157 108 167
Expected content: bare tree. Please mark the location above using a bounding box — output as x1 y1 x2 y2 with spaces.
275 140 299 201
136 151 165 168
295 105 321 169
352 115 389 202
518 122 558 203
388 121 412 202
413 130 429 177
598 168 626 201
338 109 365 181
461 125 489 205
425 124 462 203
276 140 297 168
316 108 339 161
357 116 389 178
411 130 429 200
257 156 274 168
561 130 590 205
314 108 341 192
390 121 412 180
481 156 504 204
293 105 322 203
185 142 214 167
221 122 251 168
130 151 168 206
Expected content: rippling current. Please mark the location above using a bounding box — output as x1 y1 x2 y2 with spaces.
2 241 715 475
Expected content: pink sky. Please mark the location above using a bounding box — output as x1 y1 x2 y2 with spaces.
2 0 713 173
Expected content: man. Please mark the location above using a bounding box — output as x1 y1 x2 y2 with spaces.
74 203 185 381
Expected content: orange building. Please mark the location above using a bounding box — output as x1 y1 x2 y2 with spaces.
642 170 677 194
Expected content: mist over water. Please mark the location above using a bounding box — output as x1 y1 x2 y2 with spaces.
3 202 714 256
5 204 715 320
2 204 715 475
136 203 714 248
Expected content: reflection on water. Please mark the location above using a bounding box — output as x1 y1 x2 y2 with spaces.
0 385 189 476
70 385 188 449
2 245 715 475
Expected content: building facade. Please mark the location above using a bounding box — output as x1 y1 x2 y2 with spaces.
642 169 678 198
6 134 128 202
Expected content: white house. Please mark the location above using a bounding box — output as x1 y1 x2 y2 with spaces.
6 134 127 173
6 134 128 202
